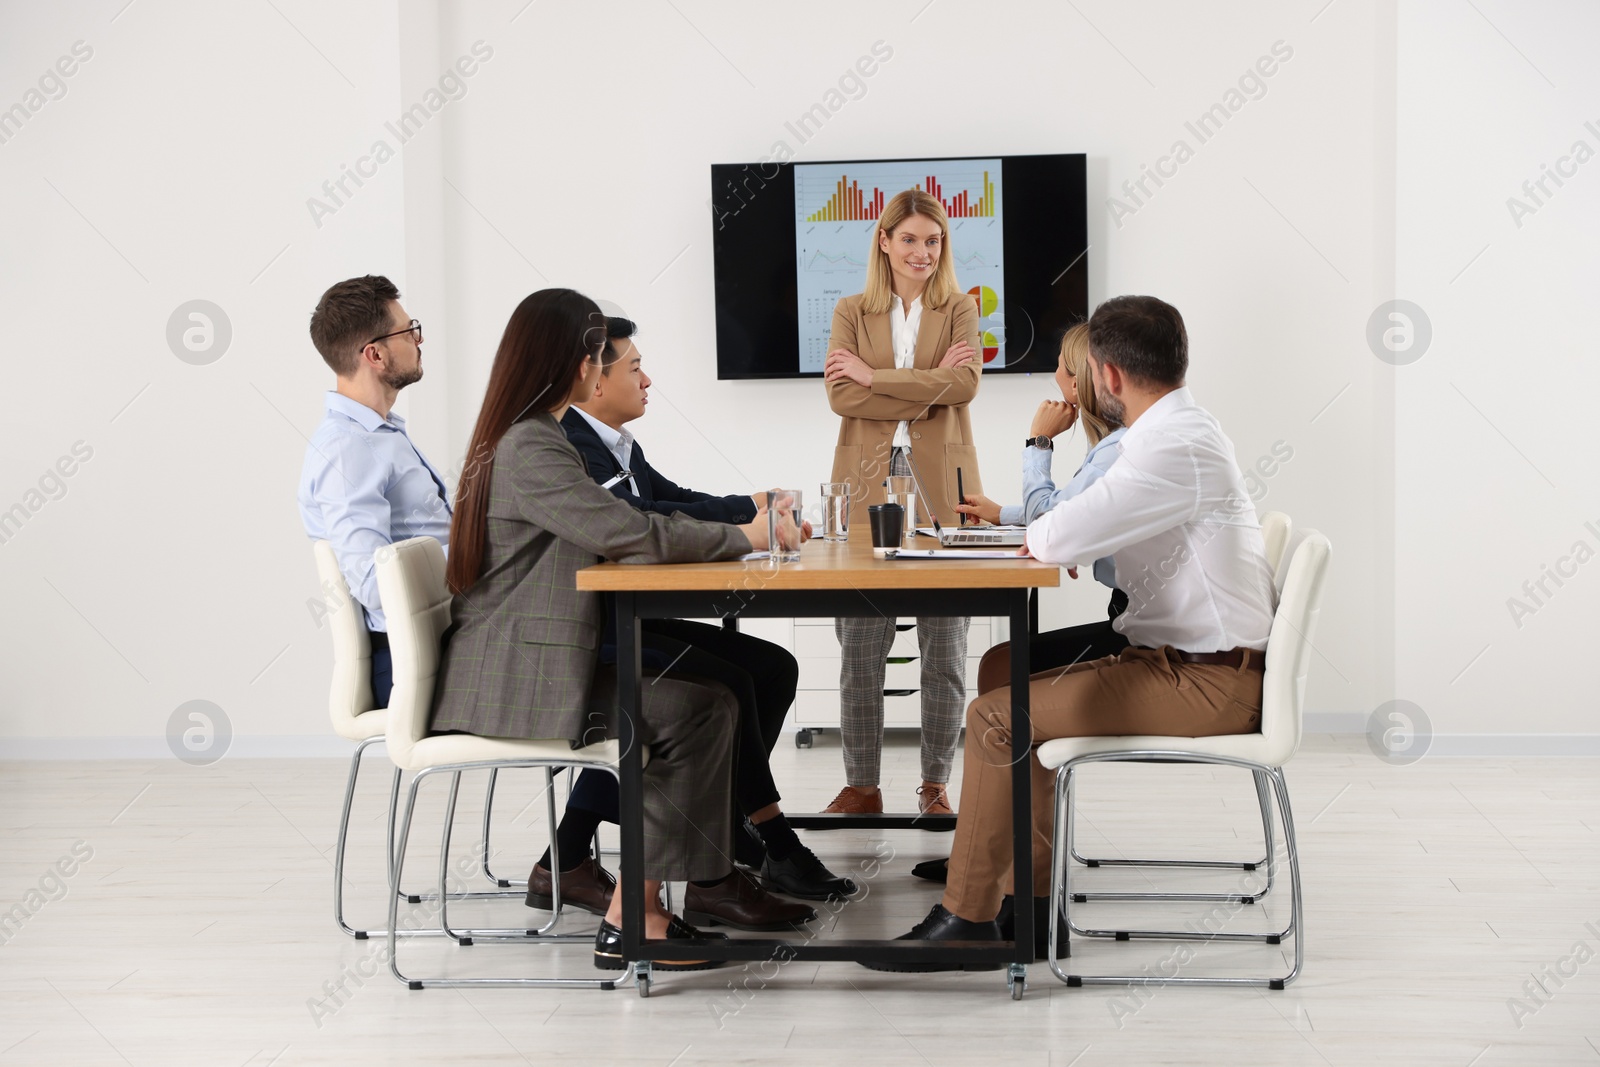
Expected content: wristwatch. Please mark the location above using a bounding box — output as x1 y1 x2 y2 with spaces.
1025 435 1053 450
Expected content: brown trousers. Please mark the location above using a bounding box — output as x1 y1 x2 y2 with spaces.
942 646 1264 923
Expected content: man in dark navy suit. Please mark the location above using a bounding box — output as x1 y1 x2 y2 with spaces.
556 316 856 909
561 323 761 525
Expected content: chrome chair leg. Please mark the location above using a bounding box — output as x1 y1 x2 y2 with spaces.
1049 753 1302 989
335 736 382 937
333 739 450 940
441 768 593 945
387 767 615 990
1066 763 1276 905
479 768 532 889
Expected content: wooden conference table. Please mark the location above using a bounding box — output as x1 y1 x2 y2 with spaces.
576 532 1060 998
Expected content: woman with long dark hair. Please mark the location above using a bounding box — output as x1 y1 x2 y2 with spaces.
431 288 771 970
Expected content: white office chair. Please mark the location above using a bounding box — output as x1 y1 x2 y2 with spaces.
1063 511 1295 907
1040 529 1331 990
314 541 514 941
375 535 628 990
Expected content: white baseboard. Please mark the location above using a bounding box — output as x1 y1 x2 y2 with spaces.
0 735 362 760
4 728 1600 760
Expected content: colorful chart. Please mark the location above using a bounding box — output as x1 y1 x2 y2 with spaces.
924 170 996 219
968 285 999 317
802 169 1000 223
794 158 1007 372
806 176 886 222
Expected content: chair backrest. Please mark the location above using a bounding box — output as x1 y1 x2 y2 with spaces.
1258 530 1332 765
313 540 378 733
1260 510 1293 591
373 536 453 767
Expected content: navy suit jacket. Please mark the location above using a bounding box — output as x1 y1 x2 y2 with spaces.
559 408 758 525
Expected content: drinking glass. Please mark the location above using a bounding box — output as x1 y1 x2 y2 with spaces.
820 482 850 542
885 475 918 543
767 489 803 563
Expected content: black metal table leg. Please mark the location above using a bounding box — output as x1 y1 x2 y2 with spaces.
616 592 646 971
1009 588 1034 974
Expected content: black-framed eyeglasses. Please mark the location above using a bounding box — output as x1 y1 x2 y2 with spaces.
368 319 423 347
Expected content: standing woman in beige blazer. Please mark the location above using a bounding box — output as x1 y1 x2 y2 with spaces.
821 188 982 819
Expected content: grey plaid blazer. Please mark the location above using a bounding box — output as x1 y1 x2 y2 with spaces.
429 412 751 741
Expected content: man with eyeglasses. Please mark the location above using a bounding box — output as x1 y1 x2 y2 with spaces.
298 274 449 706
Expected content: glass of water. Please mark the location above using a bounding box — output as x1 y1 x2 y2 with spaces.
767 489 803 563
820 482 850 542
885 475 918 542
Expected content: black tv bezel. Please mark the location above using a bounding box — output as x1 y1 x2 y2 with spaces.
710 151 1087 381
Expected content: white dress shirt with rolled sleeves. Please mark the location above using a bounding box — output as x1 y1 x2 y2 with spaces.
1024 387 1276 653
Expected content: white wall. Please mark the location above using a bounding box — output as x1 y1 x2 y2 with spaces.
0 0 1586 755
1394 0 1600 744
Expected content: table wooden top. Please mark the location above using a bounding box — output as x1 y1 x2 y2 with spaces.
575 531 1062 592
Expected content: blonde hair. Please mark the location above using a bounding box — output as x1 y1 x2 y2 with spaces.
861 189 961 315
1060 323 1119 446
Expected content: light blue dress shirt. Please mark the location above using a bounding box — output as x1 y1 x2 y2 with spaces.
298 392 452 631
999 426 1126 589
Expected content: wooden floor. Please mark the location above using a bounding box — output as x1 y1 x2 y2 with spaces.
1 733 1597 1066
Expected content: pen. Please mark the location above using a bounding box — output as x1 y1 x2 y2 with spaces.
956 467 966 526
601 469 632 490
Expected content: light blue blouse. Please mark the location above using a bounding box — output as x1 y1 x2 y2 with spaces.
999 426 1126 589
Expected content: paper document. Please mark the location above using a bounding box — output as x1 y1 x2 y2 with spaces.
889 549 1022 560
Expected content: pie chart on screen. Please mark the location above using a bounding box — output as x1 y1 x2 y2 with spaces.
967 285 998 316
981 330 1000 363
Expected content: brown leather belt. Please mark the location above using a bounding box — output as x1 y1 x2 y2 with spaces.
1174 647 1264 671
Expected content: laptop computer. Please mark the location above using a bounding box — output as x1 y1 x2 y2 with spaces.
918 525 1028 547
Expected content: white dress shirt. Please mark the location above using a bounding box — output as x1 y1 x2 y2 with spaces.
572 406 638 495
1025 387 1276 653
888 293 923 449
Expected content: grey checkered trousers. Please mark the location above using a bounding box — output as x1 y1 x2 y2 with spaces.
834 447 969 786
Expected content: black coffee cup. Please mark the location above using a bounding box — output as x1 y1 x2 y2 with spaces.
868 503 904 555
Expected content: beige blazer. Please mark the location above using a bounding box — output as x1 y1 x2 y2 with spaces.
825 291 983 526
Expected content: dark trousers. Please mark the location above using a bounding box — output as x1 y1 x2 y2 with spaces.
978 589 1131 694
370 632 393 708
568 619 798 823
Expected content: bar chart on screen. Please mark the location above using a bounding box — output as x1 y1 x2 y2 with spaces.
794 157 1007 372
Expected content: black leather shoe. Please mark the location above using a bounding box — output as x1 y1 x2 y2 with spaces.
859 903 1002 973
684 869 816 931
910 857 949 884
593 916 730 971
762 844 857 901
733 817 767 870
524 857 615 915
997 894 1070 961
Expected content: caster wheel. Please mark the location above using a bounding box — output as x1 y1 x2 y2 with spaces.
1007 963 1026 1000
634 961 652 998
795 729 813 749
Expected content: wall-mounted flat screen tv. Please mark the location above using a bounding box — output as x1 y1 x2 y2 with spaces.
710 152 1086 380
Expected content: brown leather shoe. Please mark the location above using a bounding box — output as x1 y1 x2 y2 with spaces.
916 782 954 817
683 868 817 931
821 785 883 815
524 856 615 915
